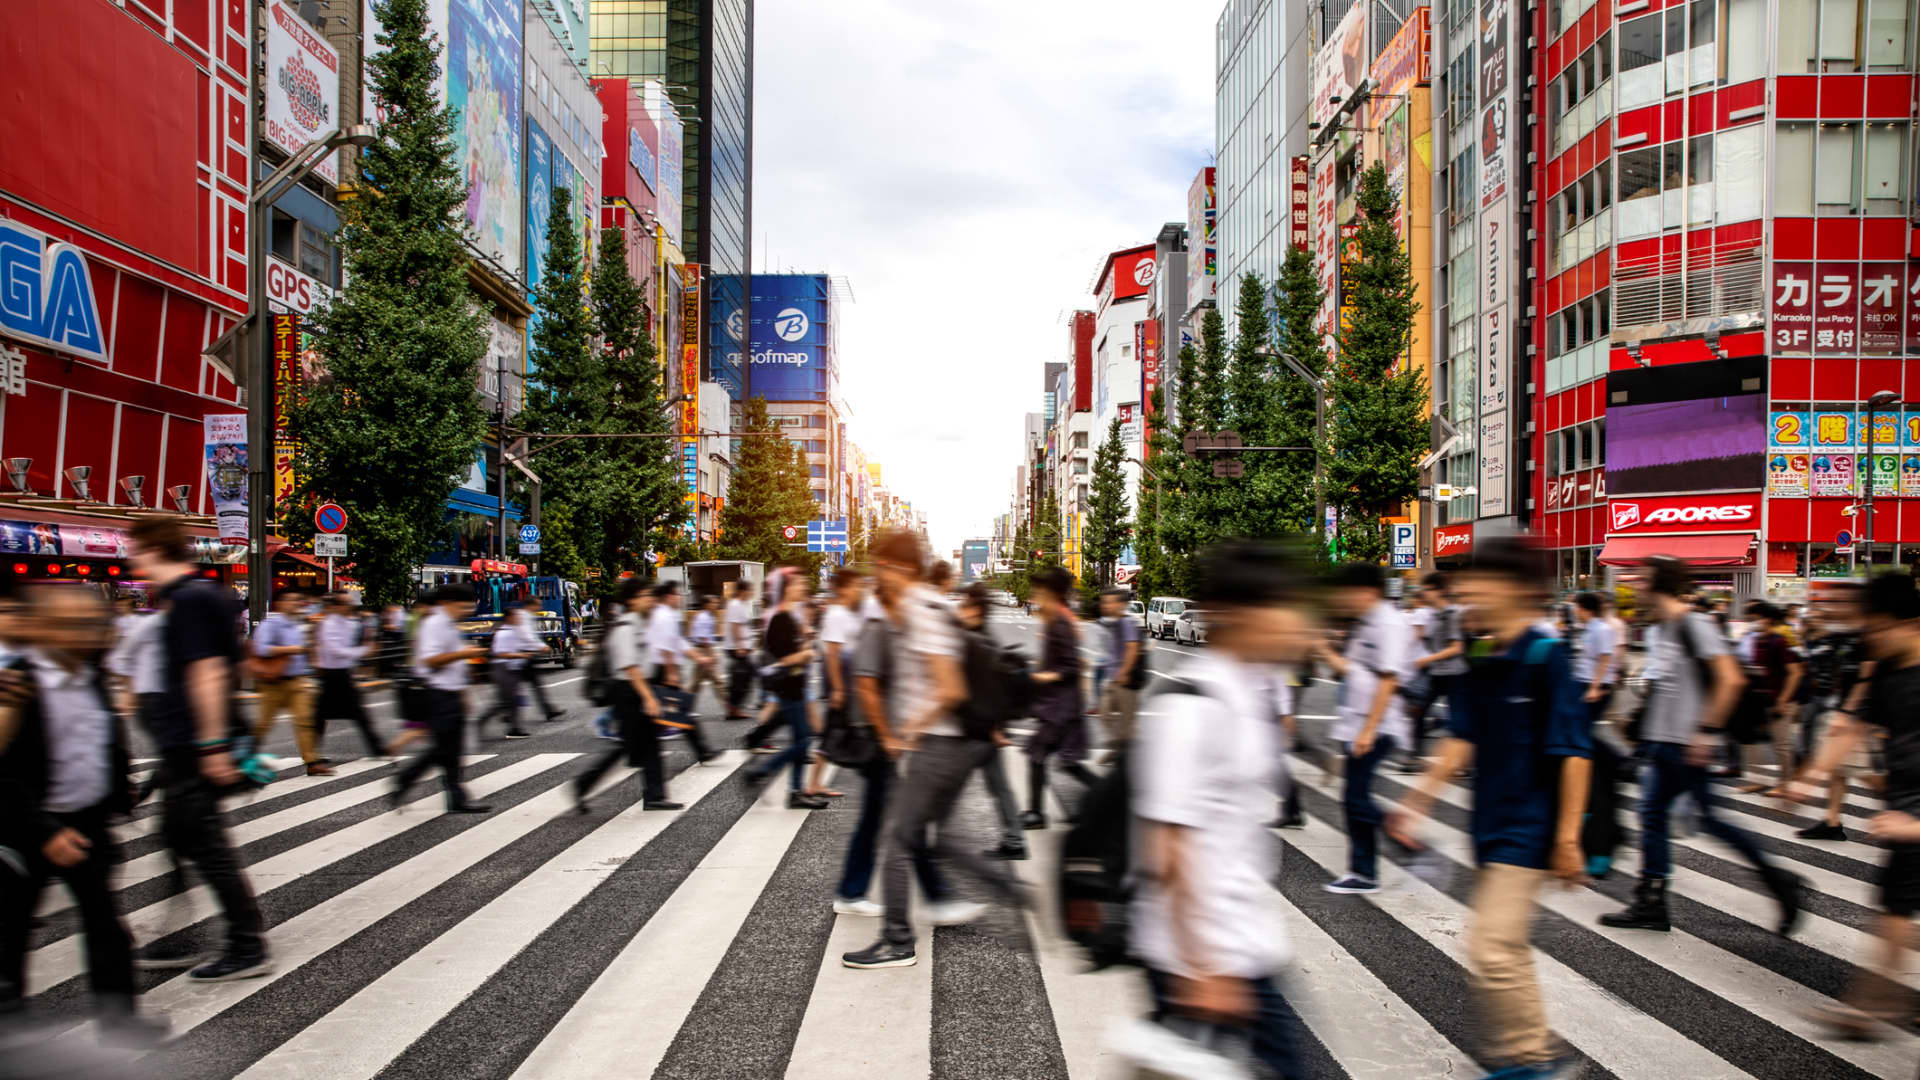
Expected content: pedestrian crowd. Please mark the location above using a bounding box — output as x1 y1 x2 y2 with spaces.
3 518 1916 1080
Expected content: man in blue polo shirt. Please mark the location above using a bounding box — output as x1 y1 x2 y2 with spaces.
1388 536 1591 1079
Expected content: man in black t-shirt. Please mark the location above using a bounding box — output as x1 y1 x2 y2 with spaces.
125 516 271 982
1799 572 1920 1039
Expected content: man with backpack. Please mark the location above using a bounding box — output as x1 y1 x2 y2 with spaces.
1400 572 1468 773
1126 541 1314 1075
1023 567 1096 829
1387 536 1592 1078
842 532 1027 970
576 578 681 812
1315 562 1415 895
1598 556 1803 936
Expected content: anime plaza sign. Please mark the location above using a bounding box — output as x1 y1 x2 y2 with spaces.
0 221 106 363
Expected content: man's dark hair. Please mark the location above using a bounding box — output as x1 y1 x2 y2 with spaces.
1864 571 1920 621
872 530 923 574
959 583 991 610
434 583 475 605
1575 591 1604 615
1647 555 1693 600
1332 561 1385 593
128 515 194 563
1031 567 1073 599
1100 586 1130 601
616 577 648 604
1421 571 1450 593
927 561 954 589
833 567 864 592
651 581 679 599
1193 540 1306 609
1463 536 1553 587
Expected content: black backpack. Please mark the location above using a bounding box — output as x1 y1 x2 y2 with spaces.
953 617 1028 740
585 628 614 707
1056 747 1134 970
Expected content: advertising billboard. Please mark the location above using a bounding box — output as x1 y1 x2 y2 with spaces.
526 120 552 305
747 276 834 402
205 414 249 541
1186 167 1216 306
680 265 702 437
1607 394 1765 495
532 0 589 73
1103 247 1158 304
265 0 341 185
647 83 685 250
0 220 106 364
1475 0 1516 518
1312 5 1367 132
1289 156 1310 251
448 0 523 278
1139 318 1160 444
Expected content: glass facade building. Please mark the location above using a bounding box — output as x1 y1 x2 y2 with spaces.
1214 0 1311 339
591 0 752 399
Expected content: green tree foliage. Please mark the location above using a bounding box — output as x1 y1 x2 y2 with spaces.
588 222 684 573
286 0 487 606
1151 310 1231 595
1222 272 1292 538
1273 244 1330 537
1328 162 1428 564
1132 385 1173 599
1032 487 1065 573
1082 416 1131 587
717 397 820 573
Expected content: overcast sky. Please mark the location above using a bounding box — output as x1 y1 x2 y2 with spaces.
753 0 1216 557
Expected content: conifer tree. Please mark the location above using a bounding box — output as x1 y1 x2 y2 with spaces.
1082 416 1131 587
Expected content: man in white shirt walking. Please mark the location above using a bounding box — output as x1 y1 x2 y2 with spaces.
314 592 385 758
392 585 490 815
1315 562 1414 895
1131 541 1315 1074
723 580 757 720
480 604 541 740
647 581 715 762
576 578 681 811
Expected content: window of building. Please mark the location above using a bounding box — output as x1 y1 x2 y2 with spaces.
1823 0 1863 66
1870 0 1913 67
1817 123 1864 210
1073 432 1089 449
1618 14 1663 109
1725 0 1767 82
1616 145 1663 238
1775 122 1817 215
1715 123 1765 222
809 464 825 479
1865 122 1909 210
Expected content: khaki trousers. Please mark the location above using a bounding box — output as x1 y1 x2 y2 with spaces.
1467 862 1553 1066
1101 683 1138 744
254 676 320 763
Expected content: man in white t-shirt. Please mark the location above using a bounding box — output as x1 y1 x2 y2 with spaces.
723 581 756 719
1132 541 1315 1073
1314 562 1413 894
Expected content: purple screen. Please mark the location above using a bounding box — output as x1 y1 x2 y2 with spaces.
1606 395 1765 495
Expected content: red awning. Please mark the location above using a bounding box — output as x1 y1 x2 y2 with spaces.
1598 533 1755 567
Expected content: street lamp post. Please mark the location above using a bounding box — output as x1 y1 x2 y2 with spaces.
246 125 376 624
1862 388 1899 571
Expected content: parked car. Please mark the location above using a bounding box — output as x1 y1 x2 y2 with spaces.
1126 600 1146 631
1174 606 1209 646
1146 596 1190 639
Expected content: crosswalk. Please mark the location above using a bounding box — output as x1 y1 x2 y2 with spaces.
11 735 1916 1080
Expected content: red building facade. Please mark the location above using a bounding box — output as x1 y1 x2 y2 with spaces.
0 0 250 510
1529 0 1918 603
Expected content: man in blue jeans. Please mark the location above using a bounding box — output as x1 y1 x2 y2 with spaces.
1599 556 1804 935
1316 562 1414 895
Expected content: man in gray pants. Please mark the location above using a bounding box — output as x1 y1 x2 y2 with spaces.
842 532 1027 970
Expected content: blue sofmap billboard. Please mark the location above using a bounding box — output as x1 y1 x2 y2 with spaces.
747 275 835 402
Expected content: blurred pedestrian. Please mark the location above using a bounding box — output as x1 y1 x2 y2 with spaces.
575 578 679 812
723 580 757 720
648 581 715 762
0 582 167 1043
809 568 868 798
1733 603 1803 796
842 533 1026 970
392 585 490 815
1798 572 1920 1038
1129 541 1315 1075
1599 557 1802 936
479 603 539 740
686 593 724 710
1400 572 1468 773
252 588 325 775
1023 567 1094 829
1099 587 1144 746
742 570 826 808
1389 537 1591 1078
1316 562 1413 895
1788 588 1869 842
314 592 385 759
124 516 271 982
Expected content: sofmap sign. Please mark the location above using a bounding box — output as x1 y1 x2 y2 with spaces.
0 221 106 363
1606 493 1761 535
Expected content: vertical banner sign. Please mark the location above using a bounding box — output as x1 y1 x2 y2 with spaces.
1289 156 1310 251
679 264 701 528
1139 318 1160 447
1475 0 1514 518
204 414 249 542
271 313 305 504
265 0 341 185
1313 149 1339 346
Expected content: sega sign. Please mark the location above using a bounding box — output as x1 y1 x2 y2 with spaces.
628 127 656 194
1606 493 1761 535
0 221 105 363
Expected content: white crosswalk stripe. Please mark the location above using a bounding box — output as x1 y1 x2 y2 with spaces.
9 734 1913 1080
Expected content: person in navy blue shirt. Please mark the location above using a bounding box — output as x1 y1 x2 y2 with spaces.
1388 536 1591 1079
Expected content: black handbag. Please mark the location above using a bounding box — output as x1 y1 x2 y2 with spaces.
821 706 879 768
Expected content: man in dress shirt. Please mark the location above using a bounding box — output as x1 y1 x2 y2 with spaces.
313 593 384 759
647 582 714 762
575 578 680 811
252 589 325 775
479 604 540 740
0 584 166 1042
723 580 757 719
393 585 490 814
1314 562 1414 895
686 593 723 708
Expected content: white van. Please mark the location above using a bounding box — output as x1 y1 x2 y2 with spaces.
1146 596 1190 639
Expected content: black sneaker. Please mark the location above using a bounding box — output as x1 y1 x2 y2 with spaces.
1795 821 1848 842
1272 814 1306 830
188 952 273 982
842 939 917 969
644 800 685 811
447 803 492 815
133 942 208 972
787 792 828 810
1019 810 1047 830
984 841 1029 860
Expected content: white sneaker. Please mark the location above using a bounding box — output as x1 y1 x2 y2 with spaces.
833 897 883 917
925 899 987 926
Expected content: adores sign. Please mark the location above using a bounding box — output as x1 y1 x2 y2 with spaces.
1606 493 1761 535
